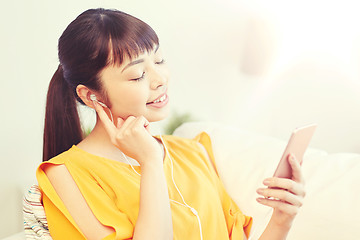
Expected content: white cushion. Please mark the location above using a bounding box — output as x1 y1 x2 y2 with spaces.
173 121 360 240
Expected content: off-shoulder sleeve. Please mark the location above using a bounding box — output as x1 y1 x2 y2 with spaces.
37 160 134 240
194 132 253 239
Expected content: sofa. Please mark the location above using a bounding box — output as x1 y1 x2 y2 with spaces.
3 121 360 240
173 122 360 240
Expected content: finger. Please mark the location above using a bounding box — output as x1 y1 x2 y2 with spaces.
256 197 299 216
288 154 305 183
93 100 116 134
144 119 150 128
143 118 151 133
128 116 150 133
111 116 137 146
140 116 150 128
257 187 303 207
144 123 151 133
118 116 137 132
116 117 125 129
263 177 306 197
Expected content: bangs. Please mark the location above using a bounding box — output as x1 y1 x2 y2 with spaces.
100 10 159 66
59 8 159 91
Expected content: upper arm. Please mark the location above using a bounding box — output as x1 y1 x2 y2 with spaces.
43 164 114 240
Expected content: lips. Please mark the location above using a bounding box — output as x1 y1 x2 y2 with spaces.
146 93 169 108
147 92 167 104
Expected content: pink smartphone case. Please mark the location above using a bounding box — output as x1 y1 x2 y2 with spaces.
273 124 317 179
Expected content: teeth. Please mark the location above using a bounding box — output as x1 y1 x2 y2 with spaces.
153 95 166 103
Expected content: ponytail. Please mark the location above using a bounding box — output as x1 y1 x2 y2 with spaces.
43 65 83 161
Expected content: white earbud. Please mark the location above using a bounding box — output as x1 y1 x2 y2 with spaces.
89 94 97 101
90 94 108 108
90 94 114 123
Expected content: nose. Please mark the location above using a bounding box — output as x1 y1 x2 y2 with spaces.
149 67 167 90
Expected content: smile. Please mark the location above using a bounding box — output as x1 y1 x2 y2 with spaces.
147 91 167 104
146 93 169 108
153 94 167 103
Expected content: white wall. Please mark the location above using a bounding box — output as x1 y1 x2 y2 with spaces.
1 0 360 237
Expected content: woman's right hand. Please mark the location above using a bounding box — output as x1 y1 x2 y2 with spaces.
92 101 163 167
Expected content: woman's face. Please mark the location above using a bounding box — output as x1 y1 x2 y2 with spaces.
99 45 170 122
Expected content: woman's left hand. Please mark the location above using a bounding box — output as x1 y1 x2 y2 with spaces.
256 154 306 228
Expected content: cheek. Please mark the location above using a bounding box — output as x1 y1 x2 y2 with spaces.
162 67 171 82
111 85 148 108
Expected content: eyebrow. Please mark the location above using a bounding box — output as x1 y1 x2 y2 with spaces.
121 45 160 73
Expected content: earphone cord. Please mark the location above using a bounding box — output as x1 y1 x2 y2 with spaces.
164 134 203 240
120 135 203 240
92 98 114 123
105 106 114 123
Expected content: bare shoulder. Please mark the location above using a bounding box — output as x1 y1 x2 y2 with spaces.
43 164 69 184
43 164 114 240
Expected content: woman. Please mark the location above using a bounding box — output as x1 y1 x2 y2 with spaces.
37 8 305 240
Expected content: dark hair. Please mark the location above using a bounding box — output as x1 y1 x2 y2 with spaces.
43 8 159 161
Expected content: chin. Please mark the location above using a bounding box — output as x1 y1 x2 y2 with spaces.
148 114 169 122
147 109 170 122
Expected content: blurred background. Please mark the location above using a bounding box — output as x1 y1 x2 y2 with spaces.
1 0 360 237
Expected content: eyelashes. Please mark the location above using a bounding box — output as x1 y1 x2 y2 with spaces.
131 59 165 81
131 72 145 81
155 59 165 65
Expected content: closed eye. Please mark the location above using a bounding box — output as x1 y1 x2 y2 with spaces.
155 59 165 64
131 72 145 81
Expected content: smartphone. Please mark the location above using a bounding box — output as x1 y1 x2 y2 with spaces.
273 124 317 179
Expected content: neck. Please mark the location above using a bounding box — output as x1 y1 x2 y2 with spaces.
85 118 113 147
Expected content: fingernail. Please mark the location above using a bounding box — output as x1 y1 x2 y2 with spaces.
263 179 271 185
256 188 264 194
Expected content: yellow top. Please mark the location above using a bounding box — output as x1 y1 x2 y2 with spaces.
36 132 252 240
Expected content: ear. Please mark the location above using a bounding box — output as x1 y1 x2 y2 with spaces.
76 84 97 109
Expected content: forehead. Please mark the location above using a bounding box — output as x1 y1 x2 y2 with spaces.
107 44 160 68
100 46 162 80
